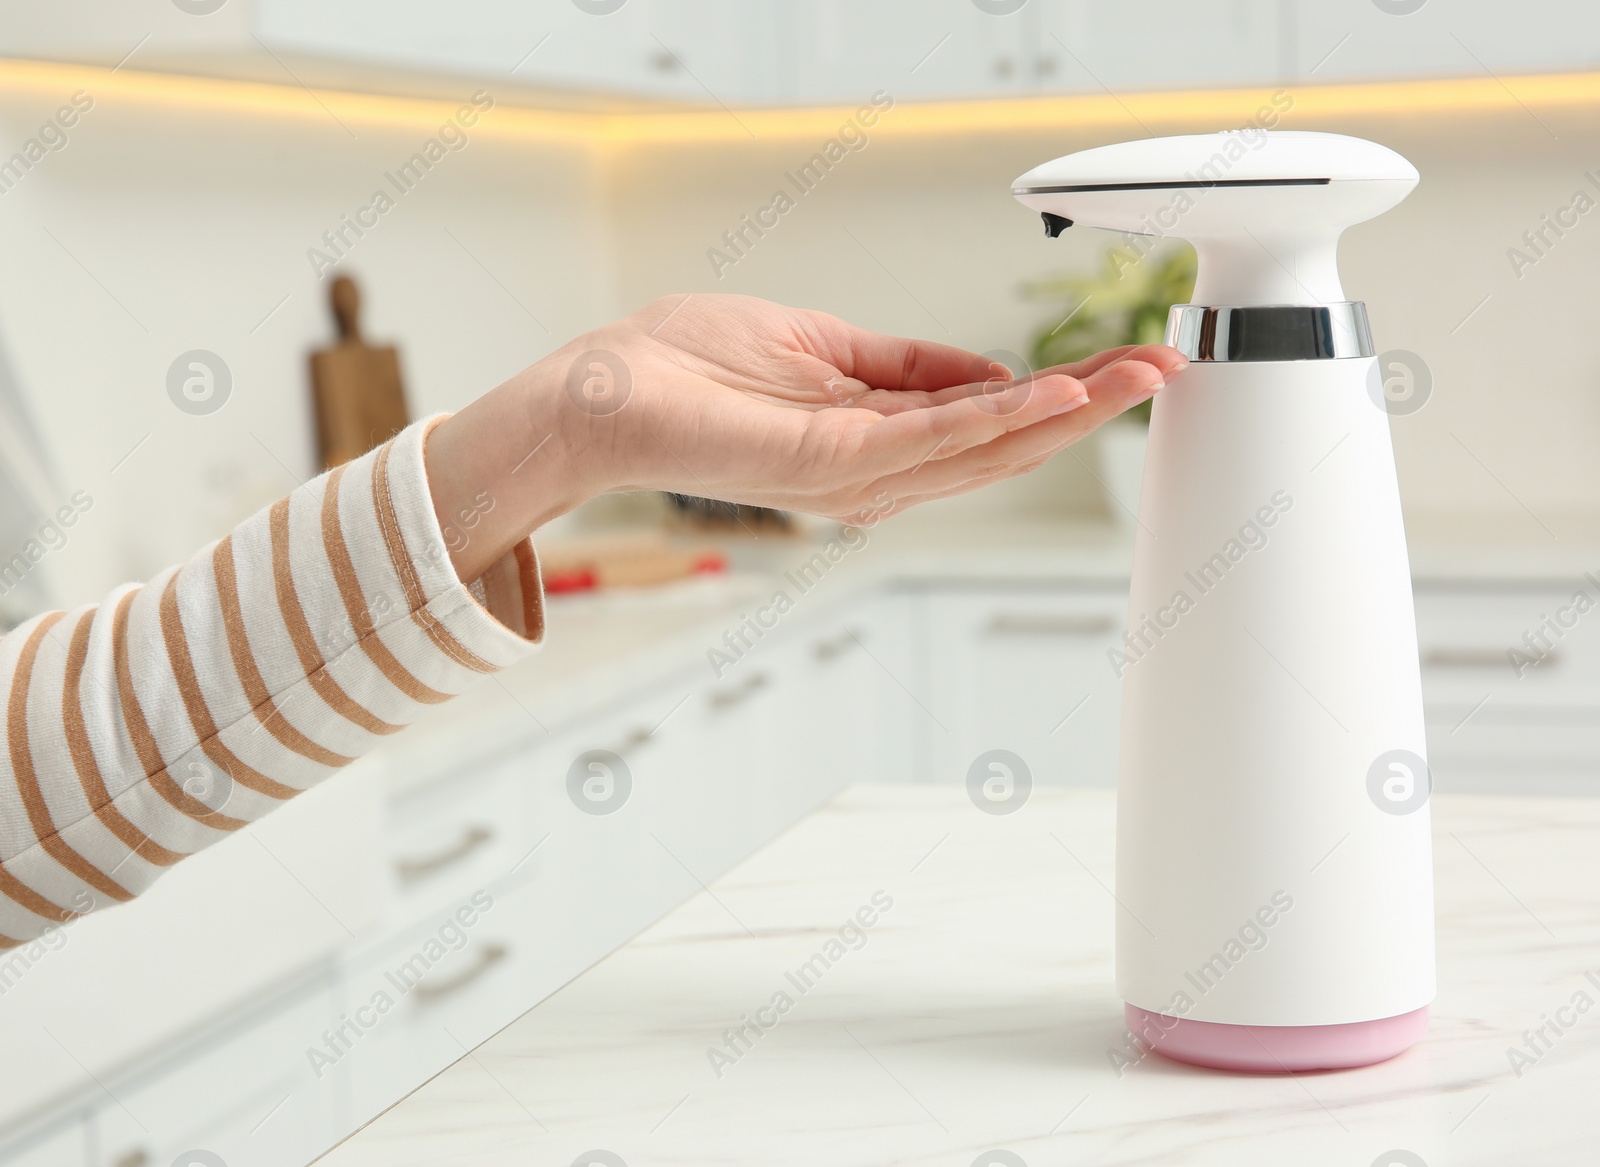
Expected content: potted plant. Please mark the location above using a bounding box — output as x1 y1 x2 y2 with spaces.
1024 245 1195 526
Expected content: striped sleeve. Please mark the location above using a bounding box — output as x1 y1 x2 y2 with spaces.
0 416 543 944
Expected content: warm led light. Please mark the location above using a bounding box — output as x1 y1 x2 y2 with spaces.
2 57 1596 146
0 58 596 141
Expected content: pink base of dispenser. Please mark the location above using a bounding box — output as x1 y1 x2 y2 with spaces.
1125 1003 1429 1073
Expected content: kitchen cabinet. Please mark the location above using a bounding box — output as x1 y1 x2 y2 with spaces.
784 594 918 788
1043 0 1284 97
1287 0 1600 86
319 678 702 1131
1415 582 1600 796
0 1124 84 1167
0 765 385 1141
306 601 900 1149
906 579 1600 798
87 982 340 1167
532 611 875 909
1036 0 1600 94
914 584 1127 789
250 0 1032 106
327 863 545 1131
255 0 769 104
378 746 541 930
13 0 1600 105
320 745 552 1127
778 0 1039 105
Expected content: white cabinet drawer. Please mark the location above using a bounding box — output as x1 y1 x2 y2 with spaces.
330 885 535 1130
381 754 540 928
1415 584 1600 701
0 1123 84 1167
1416 585 1600 794
87 982 339 1167
921 586 1127 789
1423 705 1600 795
784 599 909 789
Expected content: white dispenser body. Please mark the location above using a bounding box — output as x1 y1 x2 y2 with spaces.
1014 130 1435 1037
1114 357 1434 1026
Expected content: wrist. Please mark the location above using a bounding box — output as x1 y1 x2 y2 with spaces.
424 356 605 583
520 347 630 499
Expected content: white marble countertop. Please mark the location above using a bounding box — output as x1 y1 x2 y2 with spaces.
318 785 1600 1167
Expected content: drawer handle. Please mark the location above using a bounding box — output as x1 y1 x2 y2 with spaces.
814 630 861 661
396 825 493 883
709 671 769 710
1423 648 1553 670
412 942 508 1004
985 613 1116 637
612 726 654 756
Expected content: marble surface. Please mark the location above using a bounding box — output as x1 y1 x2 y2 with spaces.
318 785 1600 1167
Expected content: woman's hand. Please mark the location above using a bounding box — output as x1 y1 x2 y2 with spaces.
426 294 1187 581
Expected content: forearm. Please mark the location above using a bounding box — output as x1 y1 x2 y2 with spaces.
0 422 543 944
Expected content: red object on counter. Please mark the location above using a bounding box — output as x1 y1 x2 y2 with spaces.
543 567 598 594
541 546 726 595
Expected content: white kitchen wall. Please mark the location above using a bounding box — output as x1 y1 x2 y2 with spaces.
605 102 1600 533
1 71 1596 612
0 83 612 610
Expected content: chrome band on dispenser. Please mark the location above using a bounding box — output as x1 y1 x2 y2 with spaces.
1166 303 1374 362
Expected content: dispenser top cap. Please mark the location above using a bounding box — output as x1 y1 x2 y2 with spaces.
1011 130 1417 242
1013 131 1418 306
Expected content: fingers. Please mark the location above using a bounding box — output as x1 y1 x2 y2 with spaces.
990 357 1170 463
1044 344 1141 380
1044 343 1189 382
837 341 1186 412
867 357 1172 500
1040 351 1173 436
850 371 1094 476
806 312 1008 394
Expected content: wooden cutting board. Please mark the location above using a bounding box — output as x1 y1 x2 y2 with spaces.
309 276 410 471
538 533 728 593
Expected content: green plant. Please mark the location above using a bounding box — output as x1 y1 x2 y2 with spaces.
1024 244 1196 424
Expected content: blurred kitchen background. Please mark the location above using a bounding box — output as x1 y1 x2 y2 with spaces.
3 2 1600 1165
2 0 1599 593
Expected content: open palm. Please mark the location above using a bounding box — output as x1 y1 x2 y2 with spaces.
547 293 1187 524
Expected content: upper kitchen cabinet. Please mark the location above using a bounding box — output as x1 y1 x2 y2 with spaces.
4 0 772 104
1039 0 1286 97
2 0 252 62
776 0 1047 104
7 0 1599 104
253 0 774 104
1021 0 1600 96
1284 0 1600 85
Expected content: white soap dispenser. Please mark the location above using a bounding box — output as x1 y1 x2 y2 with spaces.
1014 131 1432 1071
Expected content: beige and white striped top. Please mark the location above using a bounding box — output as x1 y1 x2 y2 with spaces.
0 418 543 946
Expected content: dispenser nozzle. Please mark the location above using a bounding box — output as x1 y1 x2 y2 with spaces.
1041 212 1073 238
